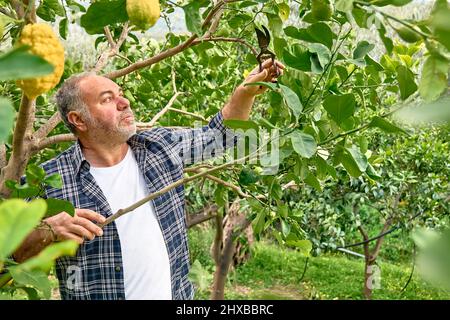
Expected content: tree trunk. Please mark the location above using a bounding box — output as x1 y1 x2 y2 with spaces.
363 259 376 300
0 96 35 198
211 200 251 300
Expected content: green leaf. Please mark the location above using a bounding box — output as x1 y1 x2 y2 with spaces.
291 131 317 159
224 119 259 131
431 4 450 51
0 98 15 143
9 269 51 299
372 0 413 7
396 65 418 100
353 41 375 60
228 14 252 29
396 27 422 43
278 2 290 21
253 210 266 235
369 116 406 134
209 55 227 67
36 0 65 22
80 0 128 35
412 227 450 290
0 199 47 260
43 174 63 189
336 0 354 12
308 43 331 73
267 14 283 37
340 145 368 177
183 2 202 34
366 163 382 180
323 93 356 125
26 164 46 185
284 23 334 49
239 168 259 185
273 36 288 58
378 25 393 54
395 95 450 125
7 182 41 199
305 173 322 191
282 44 312 72
285 239 312 257
45 198 75 217
315 155 329 179
419 55 449 101
244 81 279 91
188 260 213 292
279 84 303 119
279 204 289 219
214 185 226 207
59 17 68 40
358 136 368 154
0 46 54 81
13 241 78 273
281 219 291 237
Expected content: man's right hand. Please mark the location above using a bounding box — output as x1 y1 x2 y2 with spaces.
45 209 106 244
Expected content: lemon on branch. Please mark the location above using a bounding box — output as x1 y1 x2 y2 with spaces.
16 23 65 99
126 0 161 31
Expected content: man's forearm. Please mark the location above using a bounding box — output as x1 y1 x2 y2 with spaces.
221 85 255 121
12 227 54 263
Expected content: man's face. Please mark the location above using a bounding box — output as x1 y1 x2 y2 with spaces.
78 76 136 143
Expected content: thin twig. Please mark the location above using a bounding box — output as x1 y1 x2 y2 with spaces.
94 23 130 73
104 26 116 48
193 37 258 56
148 92 184 126
167 107 207 122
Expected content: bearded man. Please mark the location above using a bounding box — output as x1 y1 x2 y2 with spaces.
13 59 284 300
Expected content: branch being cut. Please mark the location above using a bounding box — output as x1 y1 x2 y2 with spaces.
190 169 249 198
99 146 259 228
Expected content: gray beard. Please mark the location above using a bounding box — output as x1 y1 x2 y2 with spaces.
85 116 136 146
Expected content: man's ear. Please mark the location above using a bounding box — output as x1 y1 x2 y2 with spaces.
67 111 88 133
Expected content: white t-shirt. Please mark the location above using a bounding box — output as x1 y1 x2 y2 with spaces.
90 146 172 300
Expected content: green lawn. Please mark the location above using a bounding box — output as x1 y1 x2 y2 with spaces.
7 227 450 300
189 228 450 300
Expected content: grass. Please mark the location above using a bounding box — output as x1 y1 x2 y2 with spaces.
189 227 450 300
7 226 449 300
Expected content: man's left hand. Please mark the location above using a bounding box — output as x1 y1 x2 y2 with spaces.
238 59 286 97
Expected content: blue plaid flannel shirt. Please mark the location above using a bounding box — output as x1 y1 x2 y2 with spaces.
39 111 237 300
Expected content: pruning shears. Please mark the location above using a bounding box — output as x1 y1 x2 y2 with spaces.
254 25 280 79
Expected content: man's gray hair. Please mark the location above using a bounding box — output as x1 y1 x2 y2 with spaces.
54 71 96 134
